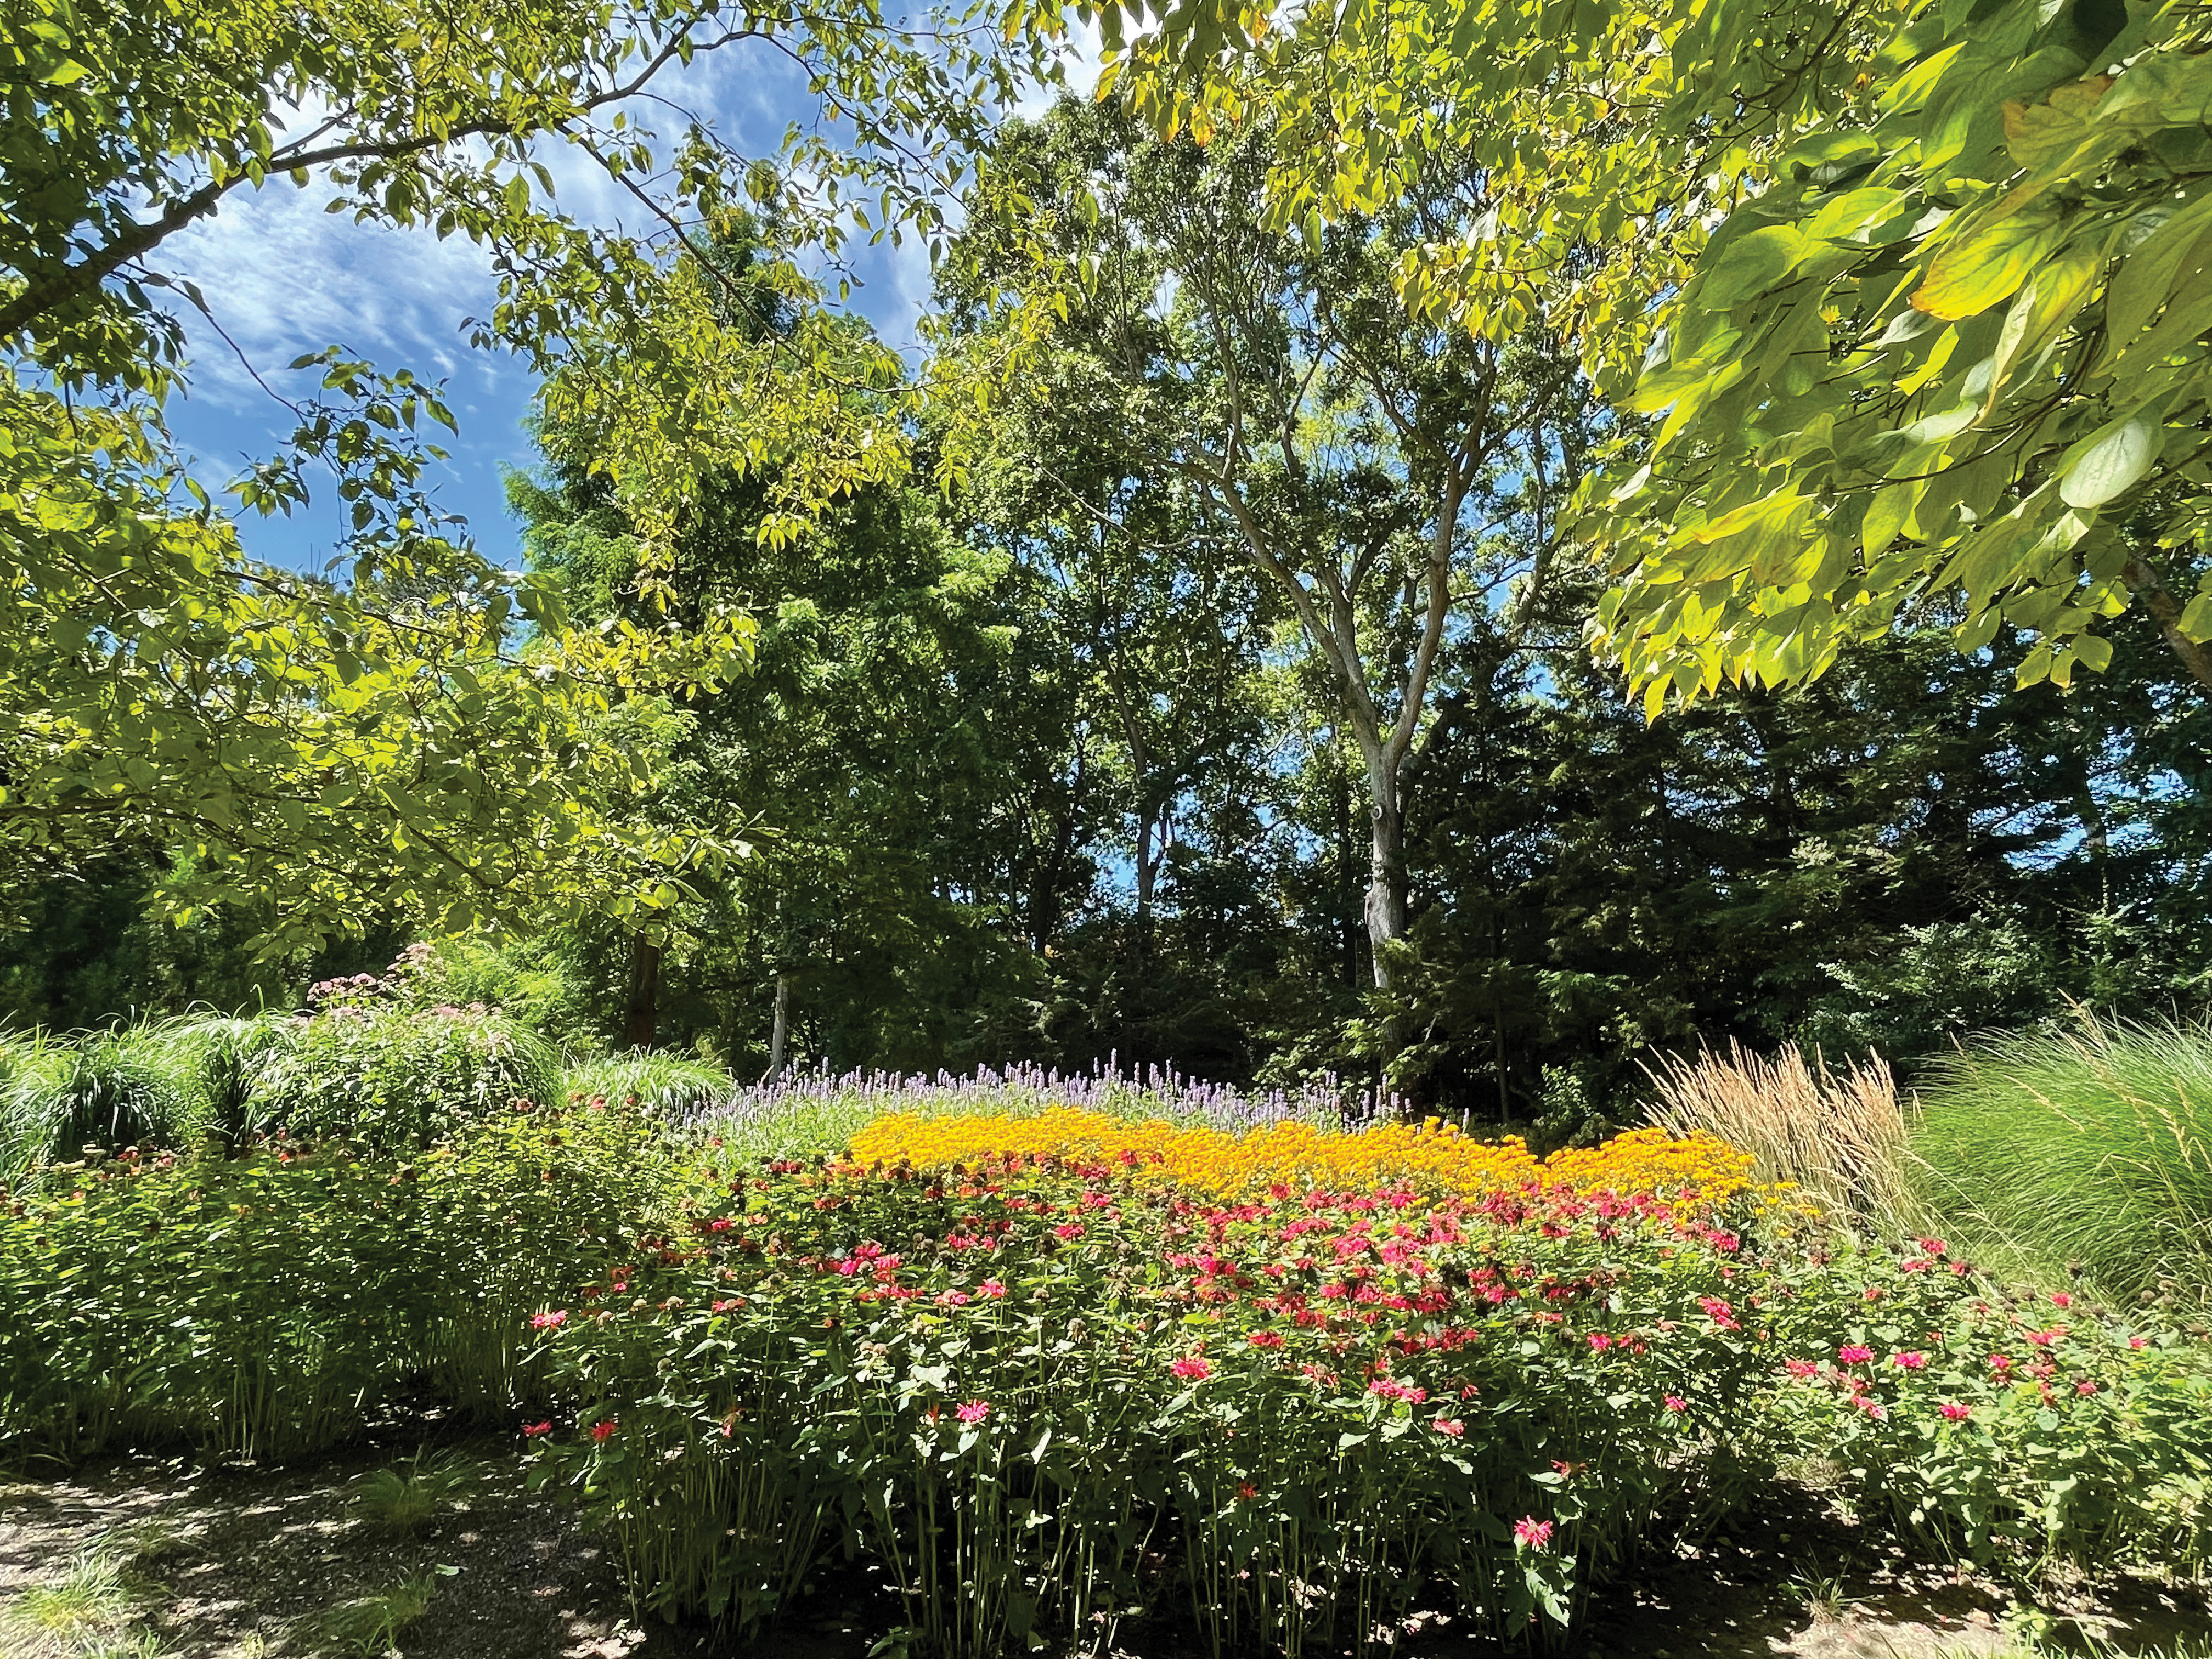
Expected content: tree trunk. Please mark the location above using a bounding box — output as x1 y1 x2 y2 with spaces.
764 974 791 1082
622 936 662 1052
2123 553 2212 692
1364 772 1409 990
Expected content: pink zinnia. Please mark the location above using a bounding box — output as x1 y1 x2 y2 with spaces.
1837 1346 1874 1364
1892 1351 1928 1370
1170 1357 1212 1381
1939 1403 1971 1421
956 1400 991 1424
1513 1517 1554 1550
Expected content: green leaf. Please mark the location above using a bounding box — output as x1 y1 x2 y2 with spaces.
1912 207 2064 320
1696 227 1815 310
2056 412 2163 509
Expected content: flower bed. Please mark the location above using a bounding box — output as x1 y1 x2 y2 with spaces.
0 1103 660 1458
525 1122 1794 1651
527 1115 2212 1654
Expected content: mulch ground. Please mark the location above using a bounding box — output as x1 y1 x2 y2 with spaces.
2 1422 2203 1658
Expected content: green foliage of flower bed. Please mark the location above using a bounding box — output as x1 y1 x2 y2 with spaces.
246 1006 561 1152
1913 1019 2212 1308
0 1103 667 1459
1764 1239 2212 1572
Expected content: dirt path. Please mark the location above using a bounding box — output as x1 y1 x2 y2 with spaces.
2 1431 2202 1658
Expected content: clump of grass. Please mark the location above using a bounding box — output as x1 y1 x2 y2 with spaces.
313 1567 453 1655
1644 1042 1922 1232
350 1450 474 1535
2 1530 173 1656
561 1052 731 1120
0 1026 200 1176
1913 1015 2212 1307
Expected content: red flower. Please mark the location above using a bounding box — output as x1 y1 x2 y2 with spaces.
956 1400 991 1424
590 1420 618 1442
1170 1357 1212 1381
1837 1345 1874 1364
1513 1517 1554 1550
1939 1402 1971 1421
521 1420 552 1437
1892 1351 1928 1370
1247 1330 1285 1348
1237 1481 1259 1500
2050 1291 2072 1308
1663 1395 1688 1412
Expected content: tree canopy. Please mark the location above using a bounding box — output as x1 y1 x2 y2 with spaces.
1069 0 2212 706
0 0 1035 949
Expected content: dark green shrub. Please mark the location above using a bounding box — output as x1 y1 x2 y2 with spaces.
248 1007 560 1151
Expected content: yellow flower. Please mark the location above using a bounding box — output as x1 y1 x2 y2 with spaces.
845 1109 1764 1206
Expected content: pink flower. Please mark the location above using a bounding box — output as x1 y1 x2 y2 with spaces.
1917 1237 1948 1257
935 1290 971 1307
1170 1357 1212 1381
2050 1292 2072 1308
1988 1354 2013 1372
1247 1330 1285 1348
1892 1351 1928 1370
1053 1223 1085 1240
2129 1335 2148 1350
956 1400 991 1424
1837 1346 1874 1364
521 1420 553 1437
978 1279 1007 1297
531 1310 568 1330
1430 1417 1465 1437
2075 1379 2098 1396
1513 1517 1554 1550
1784 1359 1819 1379
1853 1396 1888 1420
1939 1402 1971 1421
706 1217 733 1233
1588 1333 1612 1351
590 1420 618 1442
1663 1395 1688 1412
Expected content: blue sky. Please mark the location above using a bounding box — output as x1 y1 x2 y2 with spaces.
154 33 1074 575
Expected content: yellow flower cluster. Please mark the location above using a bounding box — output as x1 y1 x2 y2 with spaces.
844 1109 1759 1204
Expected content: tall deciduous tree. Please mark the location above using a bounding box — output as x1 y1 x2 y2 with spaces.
0 0 1034 949
939 101 1591 1000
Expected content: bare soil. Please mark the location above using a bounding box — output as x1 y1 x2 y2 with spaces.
2 1425 2203 1659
